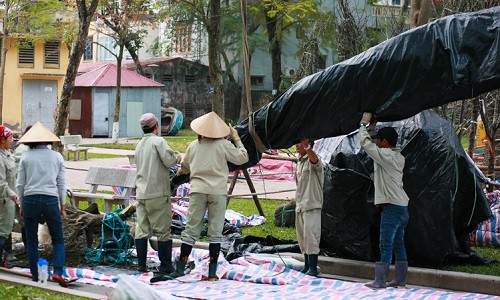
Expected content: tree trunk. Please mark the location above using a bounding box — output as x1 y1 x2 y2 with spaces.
112 44 125 144
467 99 479 158
0 0 9 125
457 100 466 140
54 0 100 152
124 39 144 76
264 13 281 95
410 0 431 28
208 0 224 118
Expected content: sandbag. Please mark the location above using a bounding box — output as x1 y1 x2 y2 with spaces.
274 201 296 227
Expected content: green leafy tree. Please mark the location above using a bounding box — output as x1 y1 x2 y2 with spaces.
54 0 100 151
0 0 74 124
95 0 154 142
157 0 225 118
256 0 318 94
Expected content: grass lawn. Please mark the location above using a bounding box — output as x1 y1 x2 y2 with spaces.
0 282 85 299
82 134 196 153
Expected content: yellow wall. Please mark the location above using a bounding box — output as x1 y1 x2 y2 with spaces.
2 37 70 132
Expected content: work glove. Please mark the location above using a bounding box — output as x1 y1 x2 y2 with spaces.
360 112 372 126
229 125 240 142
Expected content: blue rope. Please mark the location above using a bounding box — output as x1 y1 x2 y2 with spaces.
85 209 133 265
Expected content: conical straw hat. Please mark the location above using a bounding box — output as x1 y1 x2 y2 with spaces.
18 122 60 143
190 112 230 138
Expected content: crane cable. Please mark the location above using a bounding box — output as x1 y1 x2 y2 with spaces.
241 0 268 154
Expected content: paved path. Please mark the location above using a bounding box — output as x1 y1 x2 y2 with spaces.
67 139 297 200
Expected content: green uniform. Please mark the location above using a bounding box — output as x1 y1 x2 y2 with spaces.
135 133 181 241
180 138 248 244
0 150 17 238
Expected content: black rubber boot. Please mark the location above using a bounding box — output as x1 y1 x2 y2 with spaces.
135 239 148 273
300 254 309 273
365 262 389 289
305 254 319 276
157 240 174 274
168 243 192 278
0 236 6 267
387 261 408 288
208 243 221 281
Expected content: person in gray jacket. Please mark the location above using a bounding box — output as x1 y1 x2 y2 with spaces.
135 113 181 274
359 112 410 289
295 139 324 276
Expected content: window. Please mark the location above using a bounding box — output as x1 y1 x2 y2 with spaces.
44 41 60 68
163 73 174 82
184 102 194 121
250 76 264 86
84 37 93 61
174 22 192 54
185 74 196 83
18 41 34 68
98 36 117 61
317 55 326 71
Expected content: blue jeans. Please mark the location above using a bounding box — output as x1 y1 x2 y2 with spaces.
22 195 65 280
379 204 409 263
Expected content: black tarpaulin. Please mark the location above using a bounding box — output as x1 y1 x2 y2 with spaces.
234 7 500 169
318 110 492 267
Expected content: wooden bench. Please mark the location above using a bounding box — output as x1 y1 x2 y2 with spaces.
70 166 137 212
60 135 90 161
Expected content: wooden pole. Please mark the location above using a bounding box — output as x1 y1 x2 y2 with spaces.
242 169 265 217
226 169 239 207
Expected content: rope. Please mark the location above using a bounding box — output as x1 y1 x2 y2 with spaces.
278 206 295 226
241 0 268 154
85 209 133 265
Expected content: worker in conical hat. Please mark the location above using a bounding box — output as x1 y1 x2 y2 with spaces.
171 111 248 281
15 122 69 287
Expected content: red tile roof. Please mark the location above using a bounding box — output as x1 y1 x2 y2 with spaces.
75 63 164 87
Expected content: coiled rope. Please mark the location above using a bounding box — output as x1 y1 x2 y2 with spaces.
86 209 133 265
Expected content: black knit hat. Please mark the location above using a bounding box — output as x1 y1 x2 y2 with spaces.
373 127 398 146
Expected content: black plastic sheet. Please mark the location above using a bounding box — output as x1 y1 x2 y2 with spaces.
234 7 500 169
320 110 492 267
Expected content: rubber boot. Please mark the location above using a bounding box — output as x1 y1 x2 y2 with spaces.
157 240 174 274
300 254 309 273
305 254 319 276
4 233 15 261
387 261 408 288
168 243 192 278
364 262 389 289
208 243 220 281
135 239 148 273
0 236 5 268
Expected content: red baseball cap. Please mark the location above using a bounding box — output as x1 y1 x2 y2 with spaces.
0 125 13 140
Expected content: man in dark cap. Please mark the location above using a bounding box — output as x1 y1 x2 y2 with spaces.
135 113 181 275
359 112 410 289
